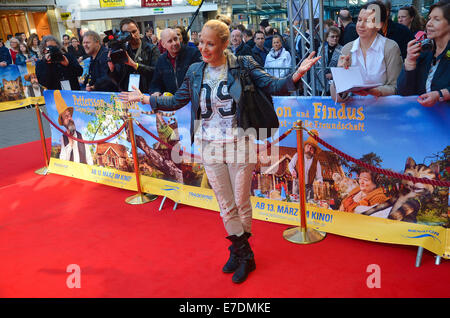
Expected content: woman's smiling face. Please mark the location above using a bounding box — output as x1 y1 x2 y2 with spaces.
426 7 450 40
198 26 228 66
272 37 282 51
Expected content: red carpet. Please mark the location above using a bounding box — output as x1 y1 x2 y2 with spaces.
0 140 449 298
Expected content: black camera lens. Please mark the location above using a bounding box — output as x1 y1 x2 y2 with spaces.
46 45 64 63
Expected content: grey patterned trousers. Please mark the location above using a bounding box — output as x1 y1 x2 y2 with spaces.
202 138 256 236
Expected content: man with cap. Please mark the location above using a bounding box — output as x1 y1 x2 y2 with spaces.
54 90 93 165
288 130 323 200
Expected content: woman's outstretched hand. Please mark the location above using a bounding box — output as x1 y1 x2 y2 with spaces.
118 85 142 103
292 51 321 83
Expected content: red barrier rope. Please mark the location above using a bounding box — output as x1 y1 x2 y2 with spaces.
41 110 127 144
306 129 450 188
135 121 174 150
135 121 294 160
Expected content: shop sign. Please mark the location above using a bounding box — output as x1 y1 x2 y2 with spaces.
99 0 125 7
141 0 172 8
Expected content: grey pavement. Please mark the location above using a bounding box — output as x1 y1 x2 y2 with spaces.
0 105 52 149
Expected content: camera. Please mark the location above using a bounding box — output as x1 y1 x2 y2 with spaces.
104 29 132 64
44 45 64 63
415 31 433 52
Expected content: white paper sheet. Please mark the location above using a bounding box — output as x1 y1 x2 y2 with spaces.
330 67 382 94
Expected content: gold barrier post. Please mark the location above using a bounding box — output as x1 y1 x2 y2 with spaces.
283 120 326 244
34 104 49 175
125 116 158 204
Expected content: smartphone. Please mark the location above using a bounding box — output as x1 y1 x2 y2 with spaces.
128 74 140 92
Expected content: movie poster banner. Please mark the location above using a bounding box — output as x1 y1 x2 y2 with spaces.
0 64 45 111
43 90 450 258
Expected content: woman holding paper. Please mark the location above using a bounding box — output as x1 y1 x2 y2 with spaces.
331 1 402 100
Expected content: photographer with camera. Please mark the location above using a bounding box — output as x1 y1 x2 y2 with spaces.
36 35 83 90
397 0 450 106
108 18 160 92
83 31 117 92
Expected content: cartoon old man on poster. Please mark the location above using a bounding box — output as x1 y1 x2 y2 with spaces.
54 90 93 165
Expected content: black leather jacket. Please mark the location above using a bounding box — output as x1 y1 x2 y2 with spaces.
149 52 300 144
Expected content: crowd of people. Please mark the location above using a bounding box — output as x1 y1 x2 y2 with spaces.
0 0 448 106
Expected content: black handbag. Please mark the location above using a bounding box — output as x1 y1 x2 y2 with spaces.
237 56 279 140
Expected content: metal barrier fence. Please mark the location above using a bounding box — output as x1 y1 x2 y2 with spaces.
264 67 295 79
264 66 330 96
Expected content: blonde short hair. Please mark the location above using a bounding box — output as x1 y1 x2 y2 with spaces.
203 19 230 44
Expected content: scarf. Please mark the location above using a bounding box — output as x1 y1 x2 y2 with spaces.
269 48 284 59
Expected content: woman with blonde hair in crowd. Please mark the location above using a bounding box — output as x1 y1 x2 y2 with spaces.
120 19 321 284
215 14 232 27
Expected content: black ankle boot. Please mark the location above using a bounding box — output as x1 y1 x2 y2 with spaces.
225 233 255 283
223 232 252 274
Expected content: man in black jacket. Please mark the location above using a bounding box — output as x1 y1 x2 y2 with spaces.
149 28 202 96
0 39 12 66
338 9 358 46
36 35 83 91
381 0 414 59
109 18 160 92
251 31 268 67
83 30 117 92
243 29 255 49
230 29 253 57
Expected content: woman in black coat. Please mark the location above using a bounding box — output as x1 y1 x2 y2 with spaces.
397 0 450 106
67 37 88 62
